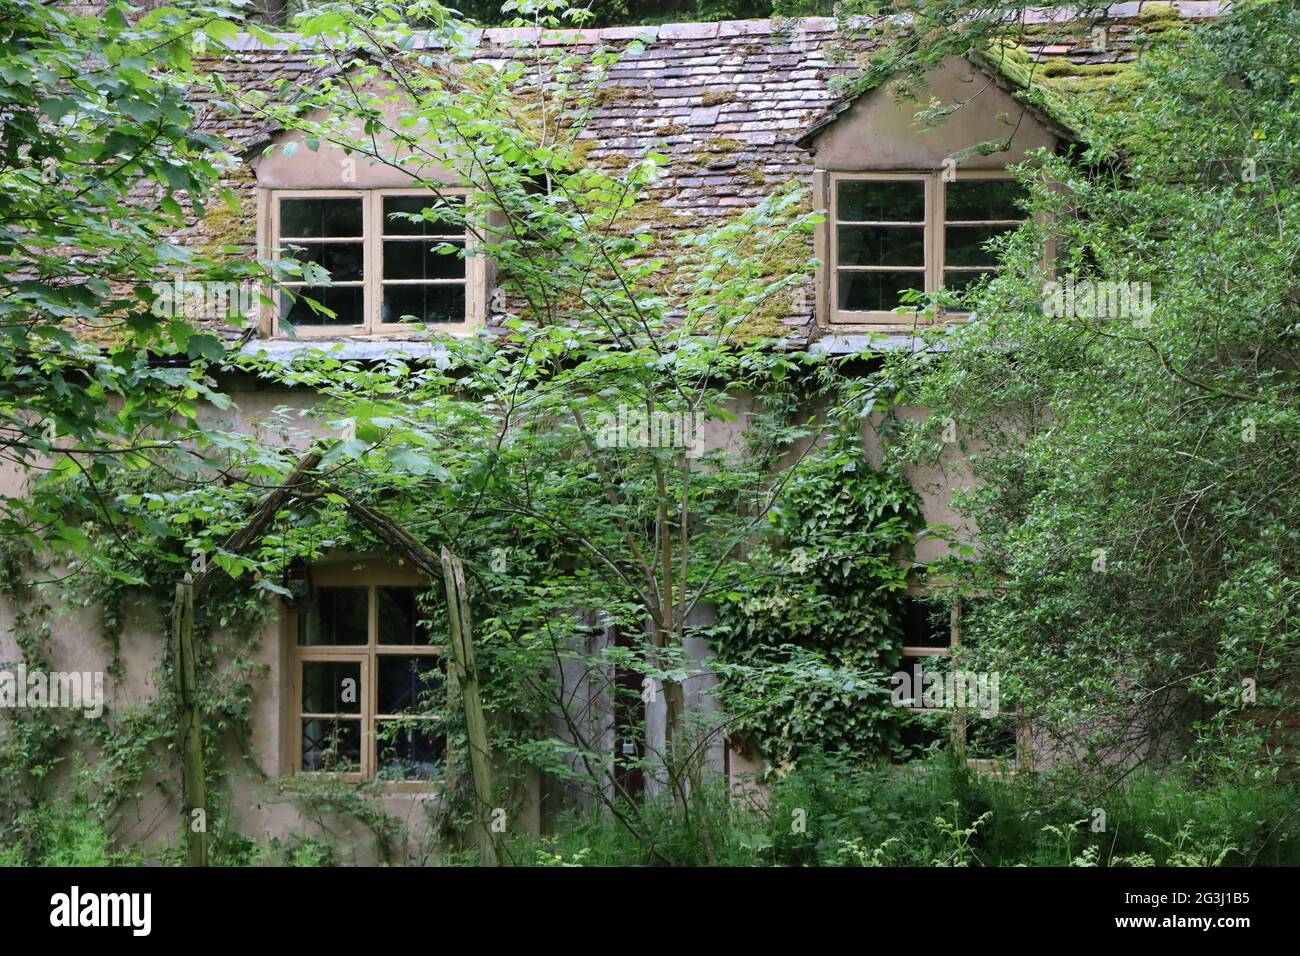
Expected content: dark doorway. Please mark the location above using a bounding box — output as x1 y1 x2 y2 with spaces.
611 626 646 802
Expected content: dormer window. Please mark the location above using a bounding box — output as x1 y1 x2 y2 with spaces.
271 188 482 336
827 171 1026 324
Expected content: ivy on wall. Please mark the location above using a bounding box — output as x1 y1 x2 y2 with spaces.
0 375 938 860
711 425 926 767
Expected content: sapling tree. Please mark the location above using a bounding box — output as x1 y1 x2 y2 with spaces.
171 0 926 854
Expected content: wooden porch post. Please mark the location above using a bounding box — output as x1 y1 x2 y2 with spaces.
440 546 498 867
170 576 208 866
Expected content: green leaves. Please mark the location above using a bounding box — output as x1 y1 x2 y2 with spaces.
880 1 1300 784
185 333 226 363
0 0 274 558
386 447 447 478
711 426 923 764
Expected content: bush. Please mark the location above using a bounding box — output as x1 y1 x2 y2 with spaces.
0 798 116 867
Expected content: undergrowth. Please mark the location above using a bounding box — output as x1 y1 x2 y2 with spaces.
515 752 1300 867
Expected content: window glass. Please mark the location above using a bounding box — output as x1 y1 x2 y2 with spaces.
281 240 364 281
376 655 445 715
839 271 922 313
835 179 925 313
893 709 948 762
302 661 362 715
837 180 925 222
279 286 366 328
382 240 466 281
381 284 466 325
301 718 362 772
277 197 365 328
375 652 447 780
965 717 1018 761
377 587 419 645
902 597 952 649
380 195 467 326
280 197 364 238
298 587 369 646
946 179 1025 221
382 195 461 235
377 725 446 782
837 226 925 267
944 179 1027 291
376 586 443 645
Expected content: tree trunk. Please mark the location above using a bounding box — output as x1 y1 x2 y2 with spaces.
662 676 686 767
170 577 208 867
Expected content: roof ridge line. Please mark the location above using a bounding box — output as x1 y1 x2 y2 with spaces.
223 2 1226 54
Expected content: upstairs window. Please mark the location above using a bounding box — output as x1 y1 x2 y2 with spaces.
828 172 1027 324
272 188 480 336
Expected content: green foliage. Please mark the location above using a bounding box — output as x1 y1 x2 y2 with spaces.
711 426 924 765
0 0 271 560
878 0 1300 785
515 781 774 866
518 753 1300 867
277 775 406 863
267 0 810 29
0 791 136 867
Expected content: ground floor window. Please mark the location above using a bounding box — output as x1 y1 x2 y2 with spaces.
894 594 1023 770
287 564 447 784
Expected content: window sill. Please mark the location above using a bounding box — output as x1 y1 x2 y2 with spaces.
825 309 973 328
239 338 455 363
287 772 447 797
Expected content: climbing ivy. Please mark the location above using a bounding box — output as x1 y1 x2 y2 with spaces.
711 419 925 767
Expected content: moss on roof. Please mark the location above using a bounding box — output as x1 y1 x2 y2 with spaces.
977 4 1191 143
1133 2 1186 32
198 185 258 257
981 39 1149 139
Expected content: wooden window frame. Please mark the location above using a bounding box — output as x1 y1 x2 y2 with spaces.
269 187 485 339
824 169 1022 326
899 592 1027 773
285 563 448 793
